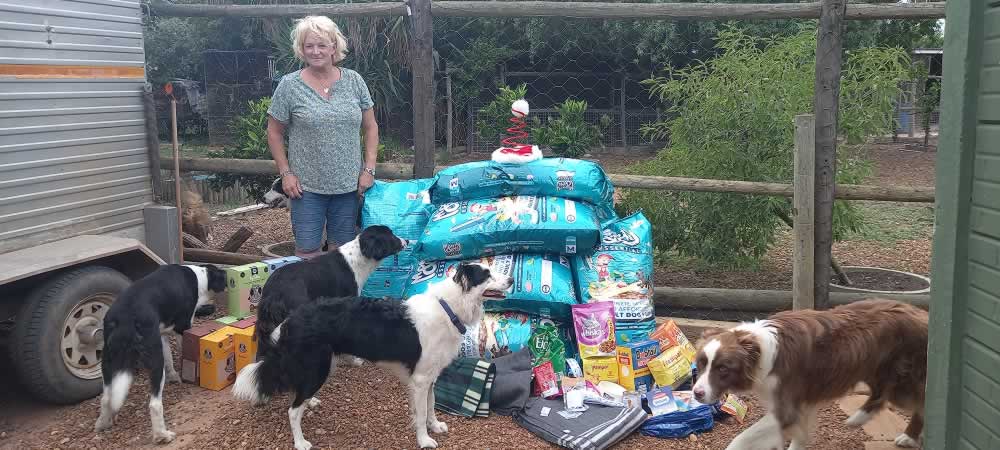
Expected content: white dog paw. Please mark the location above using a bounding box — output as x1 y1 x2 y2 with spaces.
94 417 113 433
845 410 874 427
894 433 919 448
306 397 322 409
153 430 176 444
417 435 439 448
294 439 313 450
428 420 449 434
351 356 364 366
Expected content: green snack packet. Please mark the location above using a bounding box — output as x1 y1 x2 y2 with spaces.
529 323 567 375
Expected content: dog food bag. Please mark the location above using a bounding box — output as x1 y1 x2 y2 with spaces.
360 178 435 299
430 157 617 220
650 319 698 364
413 195 601 261
528 322 567 375
572 302 617 358
573 212 655 344
647 346 693 390
405 253 579 320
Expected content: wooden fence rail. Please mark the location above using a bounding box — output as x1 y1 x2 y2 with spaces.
161 156 936 203
148 0 946 20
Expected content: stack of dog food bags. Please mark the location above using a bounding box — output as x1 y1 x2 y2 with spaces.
359 178 435 299
406 158 617 370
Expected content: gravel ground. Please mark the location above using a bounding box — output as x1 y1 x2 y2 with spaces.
0 317 870 450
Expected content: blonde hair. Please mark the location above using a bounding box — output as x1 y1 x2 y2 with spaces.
291 15 348 64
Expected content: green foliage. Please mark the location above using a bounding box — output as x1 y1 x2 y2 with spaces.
476 84 530 146
207 97 276 203
619 26 908 268
534 99 604 158
142 17 215 87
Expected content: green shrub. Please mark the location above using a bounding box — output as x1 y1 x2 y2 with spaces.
207 97 276 203
618 25 909 268
534 99 604 158
476 84 529 146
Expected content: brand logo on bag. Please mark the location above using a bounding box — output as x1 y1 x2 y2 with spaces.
555 170 575 190
602 229 640 246
410 260 441 285
432 202 461 222
443 243 462 257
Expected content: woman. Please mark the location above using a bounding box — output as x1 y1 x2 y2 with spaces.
267 15 378 258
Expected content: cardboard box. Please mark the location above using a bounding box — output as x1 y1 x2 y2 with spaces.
199 327 237 391
215 316 239 325
582 356 619 384
617 339 659 393
232 316 256 329
262 256 302 273
181 321 224 384
225 263 270 319
231 325 257 374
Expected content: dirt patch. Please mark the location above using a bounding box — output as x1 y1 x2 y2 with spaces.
830 269 929 291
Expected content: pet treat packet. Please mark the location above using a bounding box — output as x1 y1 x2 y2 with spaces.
647 346 693 389
720 394 750 423
532 361 562 399
573 212 655 344
572 302 617 358
650 319 698 364
429 157 617 221
528 323 567 375
413 195 601 261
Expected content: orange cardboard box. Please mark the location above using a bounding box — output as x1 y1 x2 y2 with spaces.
199 327 236 391
231 325 257 374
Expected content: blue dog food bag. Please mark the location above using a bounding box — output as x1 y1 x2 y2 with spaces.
574 211 656 344
360 178 435 299
404 253 579 320
457 311 577 362
413 195 601 261
430 157 617 220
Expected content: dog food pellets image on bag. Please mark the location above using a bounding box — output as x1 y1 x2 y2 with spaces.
572 302 617 358
574 211 655 344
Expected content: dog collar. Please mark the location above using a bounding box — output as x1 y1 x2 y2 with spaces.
438 299 466 334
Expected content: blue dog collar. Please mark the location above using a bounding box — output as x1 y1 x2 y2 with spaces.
438 299 466 334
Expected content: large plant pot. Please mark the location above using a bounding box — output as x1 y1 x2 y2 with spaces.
262 240 296 258
829 266 930 295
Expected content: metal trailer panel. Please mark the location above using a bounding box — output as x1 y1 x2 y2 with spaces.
0 0 152 255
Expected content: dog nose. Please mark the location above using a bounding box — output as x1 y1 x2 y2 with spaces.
693 386 705 400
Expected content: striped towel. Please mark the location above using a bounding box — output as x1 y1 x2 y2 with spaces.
434 357 496 418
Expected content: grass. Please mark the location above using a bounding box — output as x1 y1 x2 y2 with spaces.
846 201 936 243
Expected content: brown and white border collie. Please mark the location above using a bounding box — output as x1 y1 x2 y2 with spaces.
691 298 928 450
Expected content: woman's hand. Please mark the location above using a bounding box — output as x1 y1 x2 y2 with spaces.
358 170 374 194
282 173 303 199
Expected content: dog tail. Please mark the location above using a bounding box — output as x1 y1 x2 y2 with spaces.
99 318 140 410
233 322 286 404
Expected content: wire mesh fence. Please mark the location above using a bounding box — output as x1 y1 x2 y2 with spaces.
204 49 272 146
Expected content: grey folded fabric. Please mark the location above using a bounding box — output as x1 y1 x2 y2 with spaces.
488 347 534 415
513 397 648 450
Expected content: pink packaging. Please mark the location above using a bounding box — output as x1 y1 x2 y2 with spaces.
572 301 617 358
533 361 562 398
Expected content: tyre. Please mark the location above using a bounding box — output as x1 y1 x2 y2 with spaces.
11 265 131 404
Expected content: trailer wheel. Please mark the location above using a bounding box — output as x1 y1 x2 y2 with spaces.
11 266 131 404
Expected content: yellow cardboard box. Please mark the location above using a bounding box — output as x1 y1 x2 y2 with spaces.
616 339 659 393
231 325 257 374
199 327 236 391
582 356 619 384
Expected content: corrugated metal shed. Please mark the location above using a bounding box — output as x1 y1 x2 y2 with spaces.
0 0 152 254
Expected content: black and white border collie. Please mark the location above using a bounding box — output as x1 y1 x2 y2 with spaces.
691 298 928 450
233 262 513 450
262 177 288 208
254 225 406 363
94 264 227 443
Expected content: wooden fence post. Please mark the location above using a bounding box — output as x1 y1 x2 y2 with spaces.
793 114 816 310
812 0 846 310
143 89 164 202
409 0 436 178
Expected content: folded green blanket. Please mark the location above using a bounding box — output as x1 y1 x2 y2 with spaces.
434 357 496 418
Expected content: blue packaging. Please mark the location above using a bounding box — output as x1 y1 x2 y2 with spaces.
413 195 601 261
430 157 617 220
639 404 715 439
456 311 577 362
360 178 435 299
404 253 579 320
574 211 656 344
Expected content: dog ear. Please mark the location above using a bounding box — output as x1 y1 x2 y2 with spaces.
700 327 725 340
735 330 761 359
202 264 228 293
453 263 473 292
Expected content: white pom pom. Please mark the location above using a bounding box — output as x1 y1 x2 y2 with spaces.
511 99 529 118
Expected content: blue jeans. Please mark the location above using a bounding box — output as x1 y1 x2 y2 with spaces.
289 190 359 254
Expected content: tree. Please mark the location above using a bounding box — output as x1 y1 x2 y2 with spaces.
619 26 910 267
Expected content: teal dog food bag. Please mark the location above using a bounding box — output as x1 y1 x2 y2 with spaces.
413 195 601 261
360 178 435 299
574 211 656 344
430 157 616 220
